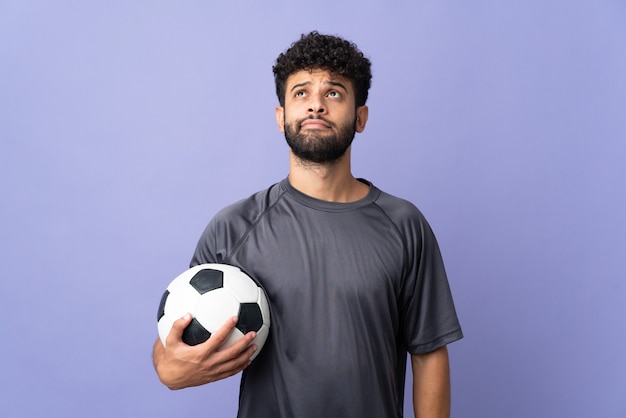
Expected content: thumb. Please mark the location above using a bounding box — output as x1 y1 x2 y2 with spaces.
166 313 193 345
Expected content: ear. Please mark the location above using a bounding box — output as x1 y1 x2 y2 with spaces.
355 105 369 133
275 106 285 133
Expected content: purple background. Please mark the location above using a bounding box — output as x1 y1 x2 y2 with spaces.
2 1 625 417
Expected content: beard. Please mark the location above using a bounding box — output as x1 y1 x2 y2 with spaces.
284 115 357 165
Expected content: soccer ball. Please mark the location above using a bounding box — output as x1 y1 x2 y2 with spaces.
157 263 270 360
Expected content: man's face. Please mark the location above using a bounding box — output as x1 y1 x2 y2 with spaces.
276 69 368 164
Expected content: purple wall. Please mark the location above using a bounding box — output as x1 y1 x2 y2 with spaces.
1 1 624 416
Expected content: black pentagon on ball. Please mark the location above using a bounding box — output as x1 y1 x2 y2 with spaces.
190 268 224 294
182 318 212 346
157 290 169 321
236 303 264 334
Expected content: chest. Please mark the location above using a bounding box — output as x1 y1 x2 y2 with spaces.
230 206 405 315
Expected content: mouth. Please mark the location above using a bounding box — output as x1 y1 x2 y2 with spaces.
300 118 332 130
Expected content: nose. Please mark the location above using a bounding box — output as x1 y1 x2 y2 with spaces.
307 92 326 114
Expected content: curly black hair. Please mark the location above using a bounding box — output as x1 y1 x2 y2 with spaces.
273 31 372 107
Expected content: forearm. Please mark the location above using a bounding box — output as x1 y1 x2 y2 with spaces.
411 346 451 418
152 338 164 371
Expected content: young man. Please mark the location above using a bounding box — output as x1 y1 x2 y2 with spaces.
153 31 463 418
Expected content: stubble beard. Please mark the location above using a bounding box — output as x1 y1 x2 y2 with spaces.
284 115 357 165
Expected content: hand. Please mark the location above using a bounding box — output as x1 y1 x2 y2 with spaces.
153 314 257 390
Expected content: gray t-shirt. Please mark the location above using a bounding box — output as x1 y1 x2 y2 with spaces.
191 178 462 418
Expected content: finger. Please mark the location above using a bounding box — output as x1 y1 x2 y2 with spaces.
199 316 239 349
219 330 257 355
200 321 257 367
212 344 258 380
166 313 193 345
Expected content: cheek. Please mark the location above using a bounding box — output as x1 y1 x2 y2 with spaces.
282 110 299 129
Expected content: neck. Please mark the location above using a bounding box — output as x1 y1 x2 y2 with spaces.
287 148 369 202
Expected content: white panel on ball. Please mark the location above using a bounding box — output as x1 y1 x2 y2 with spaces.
196 288 241 331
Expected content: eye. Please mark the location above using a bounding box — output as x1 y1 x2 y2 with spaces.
295 91 306 98
328 90 341 98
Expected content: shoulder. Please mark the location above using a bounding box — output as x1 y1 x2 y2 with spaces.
367 184 442 253
213 181 286 226
191 181 287 265
371 185 429 227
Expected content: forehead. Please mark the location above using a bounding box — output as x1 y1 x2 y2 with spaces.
285 68 353 90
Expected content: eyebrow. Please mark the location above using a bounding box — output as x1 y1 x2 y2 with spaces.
289 80 349 92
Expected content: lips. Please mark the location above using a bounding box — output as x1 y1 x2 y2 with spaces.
300 118 331 130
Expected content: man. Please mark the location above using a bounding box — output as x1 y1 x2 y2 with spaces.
153 31 463 417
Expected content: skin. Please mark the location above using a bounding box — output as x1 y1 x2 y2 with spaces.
153 68 452 417
412 346 451 418
275 69 369 203
152 315 256 390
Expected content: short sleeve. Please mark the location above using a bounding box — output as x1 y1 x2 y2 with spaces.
397 209 463 354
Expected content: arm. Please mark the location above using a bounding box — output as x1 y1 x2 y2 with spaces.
152 314 257 390
411 346 451 418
